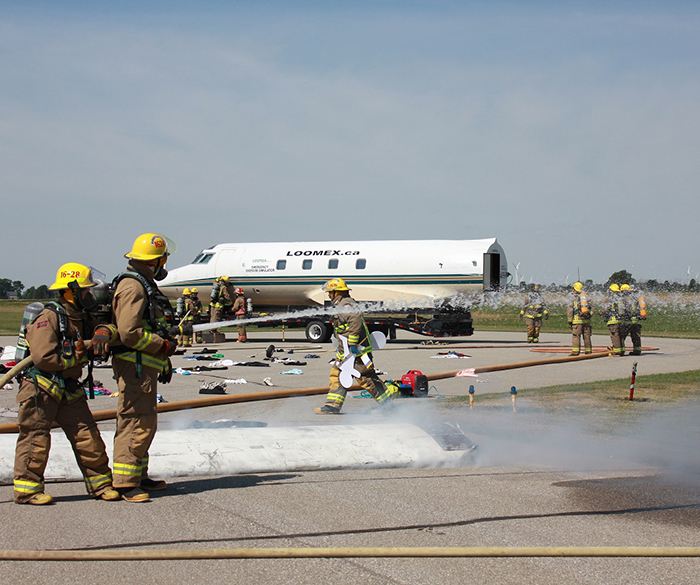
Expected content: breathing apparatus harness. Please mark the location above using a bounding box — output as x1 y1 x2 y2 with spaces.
21 300 96 402
110 270 179 381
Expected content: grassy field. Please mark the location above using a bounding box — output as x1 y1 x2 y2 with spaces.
2 295 699 337
440 370 700 439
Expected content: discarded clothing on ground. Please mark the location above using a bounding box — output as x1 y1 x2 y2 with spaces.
270 358 307 366
431 351 471 358
280 368 303 375
192 348 217 354
224 378 247 384
199 382 227 395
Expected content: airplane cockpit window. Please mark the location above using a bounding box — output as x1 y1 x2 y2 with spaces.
328 259 339 270
276 259 287 270
356 258 367 270
192 253 214 265
302 259 313 270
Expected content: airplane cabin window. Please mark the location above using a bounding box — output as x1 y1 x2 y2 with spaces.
276 260 287 270
328 259 339 269
302 259 313 270
356 258 367 270
192 253 204 264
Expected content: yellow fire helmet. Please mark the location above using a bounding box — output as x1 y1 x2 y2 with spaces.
609 284 620 292
190 287 199 294
218 275 230 282
573 281 584 293
323 278 350 292
49 263 97 290
125 233 172 261
620 284 631 291
183 288 191 296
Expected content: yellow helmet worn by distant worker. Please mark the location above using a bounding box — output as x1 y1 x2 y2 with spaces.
191 287 199 294
49 263 97 290
183 288 191 296
323 278 350 292
573 282 584 293
620 284 631 291
218 275 230 283
125 233 169 261
609 284 620 292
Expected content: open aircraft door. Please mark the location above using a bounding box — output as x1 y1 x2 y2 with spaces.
483 252 502 291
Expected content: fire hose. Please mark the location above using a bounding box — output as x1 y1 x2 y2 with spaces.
0 351 608 434
1 546 699 561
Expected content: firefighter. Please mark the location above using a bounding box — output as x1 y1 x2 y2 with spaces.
110 233 179 503
315 279 398 415
189 287 204 344
567 281 594 356
519 284 549 343
603 284 625 356
176 288 193 347
209 275 235 333
232 287 247 342
621 283 646 355
14 263 120 505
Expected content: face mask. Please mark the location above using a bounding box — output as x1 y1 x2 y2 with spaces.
79 290 98 312
154 265 168 281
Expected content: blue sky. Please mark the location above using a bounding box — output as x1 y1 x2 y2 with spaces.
2 1 699 287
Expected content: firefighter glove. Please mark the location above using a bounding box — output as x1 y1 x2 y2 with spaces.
167 323 193 337
88 325 112 356
159 339 178 356
158 358 173 384
349 344 359 355
568 321 573 329
519 313 523 320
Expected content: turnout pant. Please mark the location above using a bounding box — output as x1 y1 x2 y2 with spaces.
571 323 592 355
14 380 113 503
608 324 625 355
112 359 159 488
525 318 542 343
623 323 643 355
323 360 393 411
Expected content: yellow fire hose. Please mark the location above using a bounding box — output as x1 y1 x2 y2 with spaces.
1 546 699 561
0 351 610 434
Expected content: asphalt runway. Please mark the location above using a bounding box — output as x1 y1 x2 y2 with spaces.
1 329 699 584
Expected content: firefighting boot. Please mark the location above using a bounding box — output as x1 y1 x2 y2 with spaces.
26 493 54 506
314 404 341 415
117 487 150 503
99 489 121 501
141 477 167 491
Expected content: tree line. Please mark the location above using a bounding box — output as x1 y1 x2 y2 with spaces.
0 278 54 300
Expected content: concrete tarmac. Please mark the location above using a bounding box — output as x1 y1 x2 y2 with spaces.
1 330 699 584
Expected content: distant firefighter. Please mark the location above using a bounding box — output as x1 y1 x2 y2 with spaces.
567 281 593 355
621 284 647 355
519 284 549 343
209 275 235 333
315 278 398 415
232 287 247 342
603 284 625 356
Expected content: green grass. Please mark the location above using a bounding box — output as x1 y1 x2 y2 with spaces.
473 300 700 339
441 370 700 435
2 295 699 337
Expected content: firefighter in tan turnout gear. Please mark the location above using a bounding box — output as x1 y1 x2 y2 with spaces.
315 279 398 415
14 263 120 505
233 287 247 342
209 275 235 332
603 284 625 356
567 281 594 356
519 284 549 343
621 283 646 355
110 233 181 503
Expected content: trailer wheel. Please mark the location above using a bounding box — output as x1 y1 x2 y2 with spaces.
305 320 332 343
